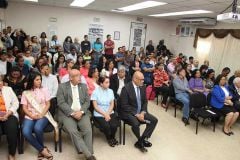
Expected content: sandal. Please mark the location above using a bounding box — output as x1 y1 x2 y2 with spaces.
37 153 44 160
41 148 53 160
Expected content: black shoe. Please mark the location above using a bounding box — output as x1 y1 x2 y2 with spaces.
229 131 234 135
222 128 231 136
182 117 190 126
112 138 119 145
107 139 115 147
134 141 148 153
143 140 152 147
87 156 97 160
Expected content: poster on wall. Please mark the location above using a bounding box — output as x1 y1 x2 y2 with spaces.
88 24 104 45
48 23 58 38
129 22 147 52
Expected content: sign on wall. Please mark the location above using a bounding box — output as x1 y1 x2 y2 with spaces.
129 22 147 52
88 23 104 45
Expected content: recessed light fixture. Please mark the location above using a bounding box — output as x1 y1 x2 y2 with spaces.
149 10 213 17
112 1 167 12
70 0 95 7
24 0 38 2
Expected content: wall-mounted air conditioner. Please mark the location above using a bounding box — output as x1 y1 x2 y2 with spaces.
179 18 217 26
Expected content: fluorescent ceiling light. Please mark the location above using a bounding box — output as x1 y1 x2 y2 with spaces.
150 10 213 17
24 0 38 2
112 1 167 12
70 0 95 7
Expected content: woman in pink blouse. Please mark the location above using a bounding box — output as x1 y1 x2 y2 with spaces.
21 72 53 160
80 60 91 78
58 59 74 80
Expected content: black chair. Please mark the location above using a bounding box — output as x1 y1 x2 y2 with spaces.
165 83 183 117
189 93 218 134
20 99 58 154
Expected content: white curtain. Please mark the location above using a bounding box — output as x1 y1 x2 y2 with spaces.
196 34 240 75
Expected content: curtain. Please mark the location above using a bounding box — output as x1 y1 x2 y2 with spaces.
194 28 240 48
196 34 240 74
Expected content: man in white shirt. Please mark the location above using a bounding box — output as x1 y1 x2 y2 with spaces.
40 63 58 115
66 47 77 63
57 69 95 160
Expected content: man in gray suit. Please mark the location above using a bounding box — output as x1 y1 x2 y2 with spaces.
57 69 96 160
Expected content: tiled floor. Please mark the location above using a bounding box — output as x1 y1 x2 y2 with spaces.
1 100 240 160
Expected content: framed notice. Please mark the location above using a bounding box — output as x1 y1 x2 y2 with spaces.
129 22 147 52
114 31 120 40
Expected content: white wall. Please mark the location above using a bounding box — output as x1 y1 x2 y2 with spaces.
3 2 174 52
168 22 240 59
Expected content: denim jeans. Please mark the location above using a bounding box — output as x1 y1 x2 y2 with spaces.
175 92 190 119
22 117 48 152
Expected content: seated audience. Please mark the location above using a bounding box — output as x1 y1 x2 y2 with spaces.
221 67 231 79
110 65 131 99
57 69 96 160
228 77 240 112
54 54 65 75
23 49 35 65
3 67 26 100
83 50 92 61
199 65 208 79
119 71 158 153
58 59 74 80
66 47 77 63
204 69 215 91
153 63 169 108
210 74 239 136
184 63 192 81
91 76 120 147
173 68 192 125
15 55 30 76
86 67 99 96
80 60 91 78
228 69 240 86
167 57 177 77
0 50 12 77
129 55 142 76
73 55 83 70
101 60 117 77
188 69 206 94
0 77 19 160
21 72 53 159
41 63 59 115
115 47 124 68
81 35 91 54
33 57 45 73
124 50 134 72
98 55 107 72
141 57 154 86
191 60 199 71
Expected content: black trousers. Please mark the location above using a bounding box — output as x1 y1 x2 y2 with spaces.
123 113 158 140
155 85 170 104
94 113 120 140
105 54 114 61
0 115 18 156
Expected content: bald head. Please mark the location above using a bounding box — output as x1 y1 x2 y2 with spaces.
69 69 81 85
133 71 144 86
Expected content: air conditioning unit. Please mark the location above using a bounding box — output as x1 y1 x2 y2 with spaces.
179 18 217 26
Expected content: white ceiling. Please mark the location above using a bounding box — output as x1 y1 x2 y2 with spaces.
9 0 237 20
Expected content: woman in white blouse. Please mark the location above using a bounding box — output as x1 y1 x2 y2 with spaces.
101 60 117 77
0 77 19 160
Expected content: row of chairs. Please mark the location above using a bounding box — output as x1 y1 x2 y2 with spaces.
159 84 222 134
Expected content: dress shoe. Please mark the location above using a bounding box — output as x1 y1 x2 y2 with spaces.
134 141 148 153
87 156 97 160
182 117 190 126
143 140 152 147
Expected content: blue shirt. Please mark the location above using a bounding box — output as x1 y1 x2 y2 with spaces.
141 63 153 84
91 87 115 117
92 42 103 52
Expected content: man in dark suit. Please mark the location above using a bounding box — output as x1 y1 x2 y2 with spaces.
119 71 158 152
229 77 240 111
57 69 96 160
110 65 131 99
